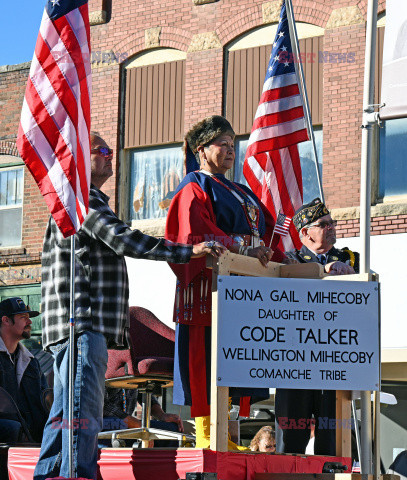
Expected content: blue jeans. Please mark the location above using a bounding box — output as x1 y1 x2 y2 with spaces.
34 331 108 480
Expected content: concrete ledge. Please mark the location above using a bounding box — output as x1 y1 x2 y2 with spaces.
332 202 407 221
131 218 165 237
382 348 407 363
193 0 217 4
0 62 31 73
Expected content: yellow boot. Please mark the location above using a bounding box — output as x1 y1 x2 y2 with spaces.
228 433 250 452
195 415 250 451
195 415 211 448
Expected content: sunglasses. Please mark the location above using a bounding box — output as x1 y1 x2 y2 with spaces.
308 220 337 230
91 147 113 157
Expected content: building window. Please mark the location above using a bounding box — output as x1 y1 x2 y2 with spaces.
0 166 23 247
130 144 183 221
233 128 323 204
379 118 407 199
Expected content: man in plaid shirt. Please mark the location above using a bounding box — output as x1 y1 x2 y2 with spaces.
34 134 225 480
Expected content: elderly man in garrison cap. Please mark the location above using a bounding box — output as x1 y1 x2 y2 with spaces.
274 198 359 456
0 297 48 443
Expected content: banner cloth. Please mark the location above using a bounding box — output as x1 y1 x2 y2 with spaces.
7 448 351 480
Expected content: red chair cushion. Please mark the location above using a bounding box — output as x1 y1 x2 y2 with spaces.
106 349 134 379
128 307 175 358
136 357 173 376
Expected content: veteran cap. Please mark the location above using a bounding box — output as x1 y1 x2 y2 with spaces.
0 297 39 318
293 197 330 232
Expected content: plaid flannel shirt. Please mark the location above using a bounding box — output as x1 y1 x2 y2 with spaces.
41 185 192 351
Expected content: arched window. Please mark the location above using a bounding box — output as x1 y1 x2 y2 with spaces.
122 49 186 224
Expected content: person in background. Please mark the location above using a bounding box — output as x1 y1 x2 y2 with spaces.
0 297 48 443
275 197 359 456
250 426 276 453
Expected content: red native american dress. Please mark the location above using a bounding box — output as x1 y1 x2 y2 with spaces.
165 170 285 417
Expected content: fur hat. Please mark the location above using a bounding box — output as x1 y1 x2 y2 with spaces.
293 197 330 232
185 115 235 154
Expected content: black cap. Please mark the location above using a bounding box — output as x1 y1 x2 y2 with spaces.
0 297 39 318
293 198 330 232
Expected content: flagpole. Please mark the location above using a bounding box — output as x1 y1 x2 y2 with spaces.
285 0 324 203
360 0 379 476
69 235 75 478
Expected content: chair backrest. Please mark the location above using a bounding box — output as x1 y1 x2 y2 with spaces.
128 306 175 358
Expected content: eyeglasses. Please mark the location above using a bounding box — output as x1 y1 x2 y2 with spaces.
308 220 337 230
91 147 113 157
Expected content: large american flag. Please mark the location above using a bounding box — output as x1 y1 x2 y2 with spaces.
243 0 308 251
17 0 91 238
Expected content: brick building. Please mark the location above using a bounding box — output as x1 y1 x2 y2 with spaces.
0 0 406 463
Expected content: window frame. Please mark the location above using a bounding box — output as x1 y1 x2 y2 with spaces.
127 142 184 228
0 162 24 248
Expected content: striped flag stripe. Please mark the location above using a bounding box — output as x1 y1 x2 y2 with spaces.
262 71 298 92
19 100 80 226
254 95 304 119
259 84 300 105
17 0 91 237
24 79 77 187
251 106 307 132
246 128 308 158
247 117 307 145
17 126 78 235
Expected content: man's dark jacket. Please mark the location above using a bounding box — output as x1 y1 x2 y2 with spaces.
285 245 360 273
0 342 48 443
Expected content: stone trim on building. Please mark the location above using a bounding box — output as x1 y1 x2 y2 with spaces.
262 0 283 24
325 6 364 30
145 27 162 49
188 32 222 53
89 10 107 26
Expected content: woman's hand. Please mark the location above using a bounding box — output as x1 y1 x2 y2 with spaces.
247 246 274 267
191 241 227 258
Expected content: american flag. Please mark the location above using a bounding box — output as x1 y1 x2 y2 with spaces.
243 0 308 251
273 212 292 237
17 0 91 238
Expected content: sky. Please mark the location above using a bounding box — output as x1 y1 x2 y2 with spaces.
0 1 45 66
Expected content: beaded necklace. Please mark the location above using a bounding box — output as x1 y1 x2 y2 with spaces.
201 171 260 237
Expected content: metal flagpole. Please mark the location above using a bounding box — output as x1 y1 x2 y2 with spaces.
69 235 76 478
285 0 324 203
360 0 379 475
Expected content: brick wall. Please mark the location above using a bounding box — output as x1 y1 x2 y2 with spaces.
0 65 50 266
1 0 407 284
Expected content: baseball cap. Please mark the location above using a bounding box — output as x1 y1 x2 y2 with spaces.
0 297 40 318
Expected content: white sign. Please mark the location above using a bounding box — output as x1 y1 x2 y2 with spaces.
216 276 380 391
381 0 407 119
